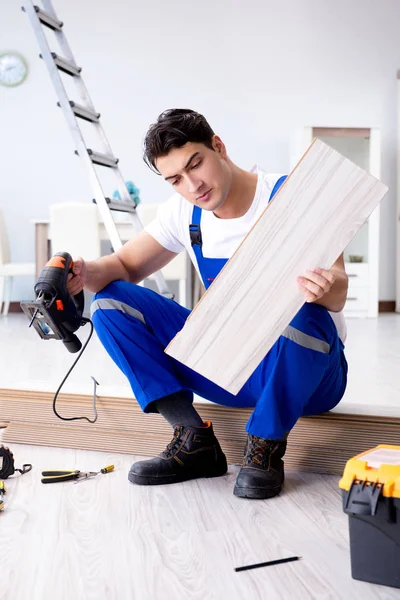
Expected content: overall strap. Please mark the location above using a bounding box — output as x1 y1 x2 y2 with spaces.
269 175 287 202
189 206 203 245
189 205 204 266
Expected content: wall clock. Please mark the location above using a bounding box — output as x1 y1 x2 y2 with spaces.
0 52 28 87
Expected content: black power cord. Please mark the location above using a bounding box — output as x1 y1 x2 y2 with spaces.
52 318 98 423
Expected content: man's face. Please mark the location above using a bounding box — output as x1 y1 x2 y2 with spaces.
155 138 232 212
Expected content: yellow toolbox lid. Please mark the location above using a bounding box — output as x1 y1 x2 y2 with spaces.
339 444 400 499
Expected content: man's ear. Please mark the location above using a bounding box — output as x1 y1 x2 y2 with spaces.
212 135 227 157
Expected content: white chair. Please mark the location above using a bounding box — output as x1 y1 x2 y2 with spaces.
137 204 191 308
50 202 101 261
0 208 35 315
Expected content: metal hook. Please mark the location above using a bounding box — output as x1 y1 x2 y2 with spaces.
90 376 99 423
16 464 33 475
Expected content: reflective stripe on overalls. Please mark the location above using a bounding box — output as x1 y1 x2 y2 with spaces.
91 174 347 439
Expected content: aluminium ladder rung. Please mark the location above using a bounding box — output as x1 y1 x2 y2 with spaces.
22 5 63 31
43 52 81 77
87 149 119 167
34 5 63 30
58 101 100 123
92 198 137 213
75 149 119 168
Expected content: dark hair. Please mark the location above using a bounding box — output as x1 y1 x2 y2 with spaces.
143 109 215 173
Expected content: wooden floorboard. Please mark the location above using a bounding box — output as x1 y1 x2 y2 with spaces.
0 442 398 600
166 138 388 393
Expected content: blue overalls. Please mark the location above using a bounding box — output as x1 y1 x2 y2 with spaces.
91 176 348 440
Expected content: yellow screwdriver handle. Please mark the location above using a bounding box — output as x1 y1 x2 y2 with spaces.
0 481 6 511
100 465 114 474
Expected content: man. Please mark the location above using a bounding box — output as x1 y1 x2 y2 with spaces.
68 109 349 500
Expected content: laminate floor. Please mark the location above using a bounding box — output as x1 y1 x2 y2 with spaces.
1 315 400 598
0 442 399 600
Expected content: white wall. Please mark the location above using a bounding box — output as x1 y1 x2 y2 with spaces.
1 0 399 302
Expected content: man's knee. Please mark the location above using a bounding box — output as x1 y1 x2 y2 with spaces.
91 281 148 326
289 302 337 345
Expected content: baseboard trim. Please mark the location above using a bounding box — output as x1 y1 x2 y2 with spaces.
8 302 23 313
1 388 399 475
378 300 396 313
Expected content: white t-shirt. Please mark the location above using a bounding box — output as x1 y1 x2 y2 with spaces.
146 169 347 344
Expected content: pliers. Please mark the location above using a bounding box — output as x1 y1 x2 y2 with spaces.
41 465 114 484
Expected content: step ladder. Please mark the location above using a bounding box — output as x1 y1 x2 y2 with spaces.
22 0 173 298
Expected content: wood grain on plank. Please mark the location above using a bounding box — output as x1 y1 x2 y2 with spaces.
165 139 388 393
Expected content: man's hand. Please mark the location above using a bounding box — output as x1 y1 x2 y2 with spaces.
297 268 336 303
67 257 87 296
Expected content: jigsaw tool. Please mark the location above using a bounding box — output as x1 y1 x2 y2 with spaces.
20 252 88 353
20 252 97 423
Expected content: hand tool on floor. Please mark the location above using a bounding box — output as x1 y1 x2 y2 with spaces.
0 445 32 479
20 252 98 423
74 464 115 484
41 464 114 484
0 481 6 511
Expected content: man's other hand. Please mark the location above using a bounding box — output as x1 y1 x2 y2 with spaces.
297 268 336 303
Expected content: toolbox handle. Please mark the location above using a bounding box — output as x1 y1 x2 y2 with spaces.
344 479 383 517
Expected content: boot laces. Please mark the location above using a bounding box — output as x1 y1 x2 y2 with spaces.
247 436 275 467
163 424 185 457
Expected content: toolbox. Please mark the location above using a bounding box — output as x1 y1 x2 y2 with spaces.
339 444 400 589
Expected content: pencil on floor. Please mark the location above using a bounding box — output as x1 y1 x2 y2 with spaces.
235 556 301 572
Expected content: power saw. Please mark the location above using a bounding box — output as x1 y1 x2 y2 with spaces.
20 252 87 353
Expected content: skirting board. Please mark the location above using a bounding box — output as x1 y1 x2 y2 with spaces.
166 138 388 394
1 388 399 475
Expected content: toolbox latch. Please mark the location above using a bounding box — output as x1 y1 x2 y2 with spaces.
344 479 383 517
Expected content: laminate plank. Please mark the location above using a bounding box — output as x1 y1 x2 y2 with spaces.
165 139 388 393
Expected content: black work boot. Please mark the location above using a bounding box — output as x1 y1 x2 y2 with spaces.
128 420 228 485
233 434 287 499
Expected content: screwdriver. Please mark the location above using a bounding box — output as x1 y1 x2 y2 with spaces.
41 465 114 484
74 465 114 484
0 481 6 511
